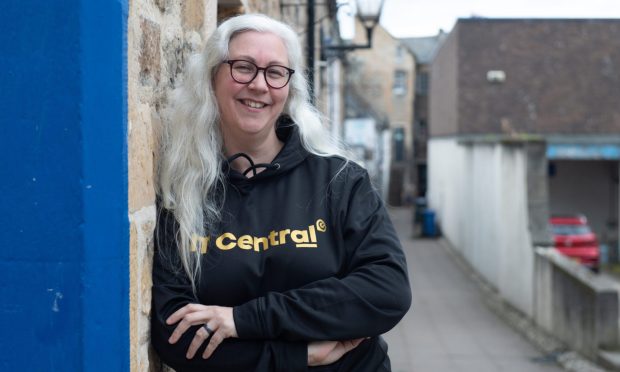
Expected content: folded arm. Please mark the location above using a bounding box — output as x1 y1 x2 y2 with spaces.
151 207 308 371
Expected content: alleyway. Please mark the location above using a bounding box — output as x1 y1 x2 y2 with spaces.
384 207 564 372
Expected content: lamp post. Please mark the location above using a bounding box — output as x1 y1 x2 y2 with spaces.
307 0 384 103
324 0 385 52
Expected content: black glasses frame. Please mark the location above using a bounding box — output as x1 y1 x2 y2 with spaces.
223 60 295 89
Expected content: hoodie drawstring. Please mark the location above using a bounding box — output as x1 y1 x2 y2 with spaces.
226 153 280 178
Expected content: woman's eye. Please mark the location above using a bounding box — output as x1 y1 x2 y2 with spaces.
234 63 255 73
267 68 286 78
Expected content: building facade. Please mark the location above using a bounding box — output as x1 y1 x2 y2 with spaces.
346 20 416 205
429 18 620 261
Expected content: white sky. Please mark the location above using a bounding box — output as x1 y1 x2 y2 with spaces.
376 0 620 38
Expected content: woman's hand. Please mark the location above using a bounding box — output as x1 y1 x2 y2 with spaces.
307 338 366 366
166 304 238 359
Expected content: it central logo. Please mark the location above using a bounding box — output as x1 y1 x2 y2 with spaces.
191 219 327 254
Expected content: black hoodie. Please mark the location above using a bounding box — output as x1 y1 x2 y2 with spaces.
151 120 412 371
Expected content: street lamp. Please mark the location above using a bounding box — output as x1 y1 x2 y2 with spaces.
307 0 384 102
323 0 385 52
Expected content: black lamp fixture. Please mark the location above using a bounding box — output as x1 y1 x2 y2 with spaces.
306 0 384 102
323 0 385 52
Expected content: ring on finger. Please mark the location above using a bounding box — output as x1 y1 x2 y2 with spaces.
203 324 214 337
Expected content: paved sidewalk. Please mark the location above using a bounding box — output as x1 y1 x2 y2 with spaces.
384 207 564 372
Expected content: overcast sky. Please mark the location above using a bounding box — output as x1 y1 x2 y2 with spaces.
377 0 620 37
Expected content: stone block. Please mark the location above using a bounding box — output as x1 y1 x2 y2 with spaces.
161 32 201 88
162 36 184 87
140 18 161 86
130 206 156 372
129 221 139 372
155 0 169 13
182 0 204 32
129 102 156 212
204 0 218 36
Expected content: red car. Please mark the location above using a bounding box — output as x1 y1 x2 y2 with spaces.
549 215 600 271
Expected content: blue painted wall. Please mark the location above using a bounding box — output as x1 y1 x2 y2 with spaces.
0 1 128 370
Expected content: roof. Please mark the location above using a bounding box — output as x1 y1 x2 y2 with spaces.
456 17 620 24
400 32 448 64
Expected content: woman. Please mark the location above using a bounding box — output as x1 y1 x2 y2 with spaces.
152 13 411 372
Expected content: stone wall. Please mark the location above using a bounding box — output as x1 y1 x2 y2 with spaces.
127 0 217 370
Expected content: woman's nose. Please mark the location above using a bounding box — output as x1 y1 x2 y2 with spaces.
248 71 269 91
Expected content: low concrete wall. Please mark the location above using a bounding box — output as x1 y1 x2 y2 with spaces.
534 247 620 358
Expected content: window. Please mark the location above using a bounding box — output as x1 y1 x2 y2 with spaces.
393 127 405 162
415 72 428 95
393 70 407 96
395 45 405 63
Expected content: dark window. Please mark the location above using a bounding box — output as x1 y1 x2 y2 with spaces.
393 70 407 96
393 127 405 162
415 72 428 95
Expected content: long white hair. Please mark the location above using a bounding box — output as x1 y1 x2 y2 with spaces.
157 13 346 290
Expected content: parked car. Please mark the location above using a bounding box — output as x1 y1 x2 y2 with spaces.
549 214 600 272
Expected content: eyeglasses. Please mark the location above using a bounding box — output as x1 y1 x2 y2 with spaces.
223 59 295 89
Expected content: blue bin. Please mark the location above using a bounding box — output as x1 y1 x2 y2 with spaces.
422 209 436 237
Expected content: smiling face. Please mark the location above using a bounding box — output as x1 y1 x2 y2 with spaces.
214 31 291 147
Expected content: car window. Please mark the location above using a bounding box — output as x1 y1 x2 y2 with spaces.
551 224 591 235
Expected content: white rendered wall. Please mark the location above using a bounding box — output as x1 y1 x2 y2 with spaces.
428 138 534 317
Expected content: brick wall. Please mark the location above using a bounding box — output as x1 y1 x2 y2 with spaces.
429 27 459 137
432 19 620 137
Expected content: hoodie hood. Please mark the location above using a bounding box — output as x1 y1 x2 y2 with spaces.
223 115 309 189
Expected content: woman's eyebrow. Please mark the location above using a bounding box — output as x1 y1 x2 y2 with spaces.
230 55 288 66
